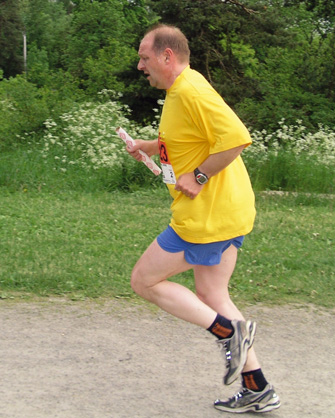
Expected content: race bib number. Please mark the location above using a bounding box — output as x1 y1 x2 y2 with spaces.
159 136 176 184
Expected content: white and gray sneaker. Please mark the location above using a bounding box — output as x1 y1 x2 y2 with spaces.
217 320 256 385
214 384 281 413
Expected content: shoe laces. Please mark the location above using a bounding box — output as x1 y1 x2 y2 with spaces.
217 340 232 366
232 388 249 402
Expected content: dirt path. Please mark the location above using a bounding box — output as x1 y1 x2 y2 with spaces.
0 300 334 418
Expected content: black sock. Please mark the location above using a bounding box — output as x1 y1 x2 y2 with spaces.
207 313 234 339
242 368 268 392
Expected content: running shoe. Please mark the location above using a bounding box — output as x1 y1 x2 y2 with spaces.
214 384 281 413
217 320 256 385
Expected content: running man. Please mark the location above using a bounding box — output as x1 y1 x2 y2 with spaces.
127 24 281 414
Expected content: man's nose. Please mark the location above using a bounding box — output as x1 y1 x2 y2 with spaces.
137 59 144 71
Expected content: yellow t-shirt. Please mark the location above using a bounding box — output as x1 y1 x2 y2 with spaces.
158 66 256 243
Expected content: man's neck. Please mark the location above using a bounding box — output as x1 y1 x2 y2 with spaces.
165 63 189 90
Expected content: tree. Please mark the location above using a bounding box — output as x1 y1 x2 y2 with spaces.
64 0 154 97
146 1 291 110
21 0 71 73
0 0 24 77
147 0 335 130
234 1 335 130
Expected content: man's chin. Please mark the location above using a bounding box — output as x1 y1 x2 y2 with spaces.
147 77 162 89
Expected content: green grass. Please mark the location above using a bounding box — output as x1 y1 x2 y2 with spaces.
232 192 335 307
0 188 170 299
0 144 161 194
0 188 334 308
245 152 335 194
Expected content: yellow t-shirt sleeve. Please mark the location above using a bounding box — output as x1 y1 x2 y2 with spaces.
187 91 252 154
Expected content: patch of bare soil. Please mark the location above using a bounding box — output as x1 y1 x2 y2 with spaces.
0 300 334 418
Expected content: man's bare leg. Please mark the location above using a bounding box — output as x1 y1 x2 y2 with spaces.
131 238 256 386
194 244 260 372
131 239 218 329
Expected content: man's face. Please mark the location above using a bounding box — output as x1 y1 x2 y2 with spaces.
137 34 166 90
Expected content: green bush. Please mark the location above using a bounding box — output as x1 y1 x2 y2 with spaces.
1 93 334 195
0 75 50 148
0 72 84 150
39 93 162 191
244 120 335 193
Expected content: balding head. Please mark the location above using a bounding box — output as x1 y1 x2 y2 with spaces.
144 24 190 65
138 24 190 90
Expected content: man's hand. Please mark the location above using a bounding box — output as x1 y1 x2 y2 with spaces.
175 172 204 199
127 139 159 162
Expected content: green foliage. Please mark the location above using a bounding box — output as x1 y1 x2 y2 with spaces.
0 0 24 77
1 0 335 153
0 72 84 149
147 0 293 105
0 75 49 148
39 92 162 191
22 0 71 70
148 0 335 131
63 0 146 96
81 41 137 95
1 97 333 198
236 41 335 130
301 0 335 21
235 2 335 130
244 120 335 193
219 35 259 79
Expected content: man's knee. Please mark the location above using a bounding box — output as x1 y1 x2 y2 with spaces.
196 287 230 312
130 263 155 298
196 289 218 308
195 287 207 304
130 266 144 296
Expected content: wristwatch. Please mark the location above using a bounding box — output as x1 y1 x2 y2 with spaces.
194 167 209 185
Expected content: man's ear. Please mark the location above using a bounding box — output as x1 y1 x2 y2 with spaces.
164 48 173 63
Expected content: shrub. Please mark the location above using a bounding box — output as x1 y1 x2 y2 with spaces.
244 120 335 193
0 72 83 150
0 75 49 148
40 92 162 190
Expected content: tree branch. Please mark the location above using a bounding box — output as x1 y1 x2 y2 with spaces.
223 0 258 14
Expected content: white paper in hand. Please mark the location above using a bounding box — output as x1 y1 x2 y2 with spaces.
116 127 162 176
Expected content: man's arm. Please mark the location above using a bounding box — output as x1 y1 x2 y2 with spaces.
175 144 245 199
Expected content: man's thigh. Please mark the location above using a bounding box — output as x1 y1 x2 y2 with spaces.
132 239 192 287
193 244 238 294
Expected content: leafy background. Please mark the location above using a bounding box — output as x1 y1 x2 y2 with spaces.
0 0 334 306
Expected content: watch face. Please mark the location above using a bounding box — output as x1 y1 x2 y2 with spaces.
196 173 208 184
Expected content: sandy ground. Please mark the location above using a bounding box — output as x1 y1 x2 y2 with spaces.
0 299 334 418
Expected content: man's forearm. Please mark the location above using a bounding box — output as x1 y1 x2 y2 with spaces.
198 145 245 178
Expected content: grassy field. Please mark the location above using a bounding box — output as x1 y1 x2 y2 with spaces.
0 187 334 308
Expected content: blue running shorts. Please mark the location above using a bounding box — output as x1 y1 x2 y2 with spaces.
157 226 244 266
